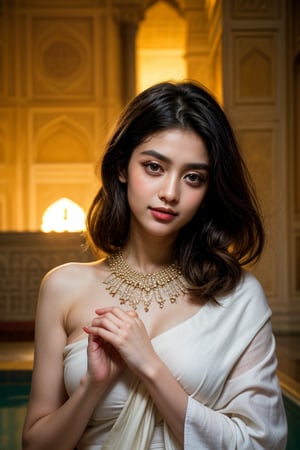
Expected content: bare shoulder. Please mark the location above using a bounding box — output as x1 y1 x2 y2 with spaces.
43 259 108 290
38 259 110 310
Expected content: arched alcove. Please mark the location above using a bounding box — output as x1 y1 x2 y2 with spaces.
136 0 186 92
41 197 86 232
239 48 272 98
35 116 92 163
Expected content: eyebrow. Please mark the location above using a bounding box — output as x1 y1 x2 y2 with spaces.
140 149 210 171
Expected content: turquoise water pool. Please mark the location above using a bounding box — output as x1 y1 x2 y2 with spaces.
0 371 31 450
283 394 300 450
0 371 299 450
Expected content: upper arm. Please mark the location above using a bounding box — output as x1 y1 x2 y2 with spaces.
228 319 275 379
24 266 73 427
184 320 287 449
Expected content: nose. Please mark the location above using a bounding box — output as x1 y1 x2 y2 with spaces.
158 175 180 204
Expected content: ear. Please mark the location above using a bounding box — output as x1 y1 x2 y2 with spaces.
118 169 127 183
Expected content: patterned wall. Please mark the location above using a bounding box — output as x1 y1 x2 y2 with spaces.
0 232 94 322
0 0 123 231
222 0 300 331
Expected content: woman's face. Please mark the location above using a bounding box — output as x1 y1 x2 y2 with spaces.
120 128 210 241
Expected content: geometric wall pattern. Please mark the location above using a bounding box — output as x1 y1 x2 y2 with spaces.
222 0 300 332
0 232 94 322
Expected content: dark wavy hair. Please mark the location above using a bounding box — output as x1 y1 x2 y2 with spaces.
86 81 264 300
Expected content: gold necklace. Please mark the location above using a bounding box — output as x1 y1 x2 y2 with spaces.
103 250 187 312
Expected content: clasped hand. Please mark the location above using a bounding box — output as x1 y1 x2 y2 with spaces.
84 307 157 386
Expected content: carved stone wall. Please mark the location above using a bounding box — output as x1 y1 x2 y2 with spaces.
0 0 123 231
291 0 300 326
222 0 300 332
0 232 94 325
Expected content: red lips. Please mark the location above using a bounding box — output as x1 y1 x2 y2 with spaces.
149 207 177 221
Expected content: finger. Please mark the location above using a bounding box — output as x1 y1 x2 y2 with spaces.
83 325 120 348
95 306 130 319
108 307 137 323
84 328 103 351
84 326 102 340
95 307 139 322
90 314 121 334
95 307 114 315
84 324 107 337
126 310 138 318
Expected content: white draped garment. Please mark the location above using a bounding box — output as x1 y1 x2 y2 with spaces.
63 271 287 449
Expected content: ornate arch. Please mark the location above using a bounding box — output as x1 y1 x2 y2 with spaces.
35 115 92 163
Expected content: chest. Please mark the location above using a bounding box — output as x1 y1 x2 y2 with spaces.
65 276 203 342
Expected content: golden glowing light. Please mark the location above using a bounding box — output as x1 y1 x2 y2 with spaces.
41 197 86 232
136 1 186 93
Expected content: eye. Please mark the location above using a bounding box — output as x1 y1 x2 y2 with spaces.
143 161 163 175
185 172 207 186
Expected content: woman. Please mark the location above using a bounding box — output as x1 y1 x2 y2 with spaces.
22 81 287 450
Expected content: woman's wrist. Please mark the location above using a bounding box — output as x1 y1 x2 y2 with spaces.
138 356 166 383
80 372 110 395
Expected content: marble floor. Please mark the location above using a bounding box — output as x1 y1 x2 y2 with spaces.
0 334 299 402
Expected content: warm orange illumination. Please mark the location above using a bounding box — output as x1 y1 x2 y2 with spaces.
136 1 186 92
41 197 86 232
